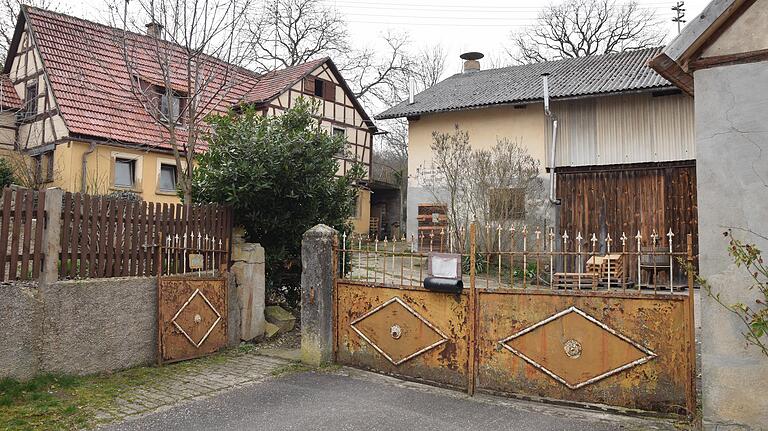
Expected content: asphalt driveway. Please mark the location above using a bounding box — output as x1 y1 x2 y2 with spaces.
100 367 680 431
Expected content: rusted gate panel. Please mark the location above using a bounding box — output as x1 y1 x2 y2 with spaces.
335 281 470 389
475 289 693 414
336 227 696 416
158 276 228 364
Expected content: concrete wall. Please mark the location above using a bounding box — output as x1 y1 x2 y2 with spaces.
0 283 42 380
0 273 246 379
701 0 768 58
40 277 158 375
695 61 768 430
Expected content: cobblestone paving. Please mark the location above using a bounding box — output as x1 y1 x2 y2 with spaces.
92 353 289 425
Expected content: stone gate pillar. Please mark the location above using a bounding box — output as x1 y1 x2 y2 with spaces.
300 224 337 366
231 228 266 342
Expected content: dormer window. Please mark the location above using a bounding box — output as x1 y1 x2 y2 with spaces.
159 88 184 124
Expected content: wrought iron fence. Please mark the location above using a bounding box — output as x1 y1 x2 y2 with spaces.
338 222 695 294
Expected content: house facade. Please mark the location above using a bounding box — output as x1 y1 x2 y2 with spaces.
649 0 768 428
377 47 697 252
0 6 375 234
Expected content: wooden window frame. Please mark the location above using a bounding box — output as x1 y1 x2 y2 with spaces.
158 87 185 125
304 76 336 102
24 82 38 118
111 152 143 192
158 163 177 193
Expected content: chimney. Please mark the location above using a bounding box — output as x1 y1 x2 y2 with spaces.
460 52 483 73
145 21 164 38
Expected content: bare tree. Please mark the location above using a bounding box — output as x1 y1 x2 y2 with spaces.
410 44 447 92
510 0 665 64
245 0 417 108
247 0 348 71
103 0 254 203
421 126 547 251
0 0 67 62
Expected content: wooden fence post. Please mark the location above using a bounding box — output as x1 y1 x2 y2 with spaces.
39 188 63 287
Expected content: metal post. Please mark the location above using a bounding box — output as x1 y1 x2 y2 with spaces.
467 222 477 396
685 233 696 415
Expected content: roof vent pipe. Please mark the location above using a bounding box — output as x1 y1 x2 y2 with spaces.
542 73 561 205
408 78 415 104
460 52 483 73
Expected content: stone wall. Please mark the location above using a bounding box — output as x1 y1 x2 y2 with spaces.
695 62 768 430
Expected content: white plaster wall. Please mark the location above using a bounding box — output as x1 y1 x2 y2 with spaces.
695 61 768 430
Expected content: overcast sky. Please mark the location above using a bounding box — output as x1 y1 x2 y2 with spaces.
69 0 708 75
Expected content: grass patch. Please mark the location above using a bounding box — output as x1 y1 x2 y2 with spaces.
270 362 311 377
0 346 253 430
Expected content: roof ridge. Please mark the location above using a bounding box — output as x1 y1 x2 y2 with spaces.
473 46 665 75
24 6 334 82
376 46 671 120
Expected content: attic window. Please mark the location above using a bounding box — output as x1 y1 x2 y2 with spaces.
304 77 336 102
24 82 38 118
159 87 184 124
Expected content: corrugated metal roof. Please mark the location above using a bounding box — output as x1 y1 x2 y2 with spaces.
377 47 672 120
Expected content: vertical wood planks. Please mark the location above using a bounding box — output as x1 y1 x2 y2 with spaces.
8 189 23 279
20 189 34 278
32 190 46 279
0 187 232 280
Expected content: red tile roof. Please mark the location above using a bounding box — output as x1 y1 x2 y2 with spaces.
19 7 330 151
243 57 328 104
0 74 22 110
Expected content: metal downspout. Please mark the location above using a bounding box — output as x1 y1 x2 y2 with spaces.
81 141 96 194
542 73 561 205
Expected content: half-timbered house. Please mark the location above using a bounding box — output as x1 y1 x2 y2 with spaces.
0 6 376 234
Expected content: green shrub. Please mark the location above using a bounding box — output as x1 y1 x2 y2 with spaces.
0 158 15 188
192 98 363 307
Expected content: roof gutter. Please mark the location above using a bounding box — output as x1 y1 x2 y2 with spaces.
542 73 560 206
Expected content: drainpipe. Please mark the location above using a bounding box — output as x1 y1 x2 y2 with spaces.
542 73 561 205
81 141 96 194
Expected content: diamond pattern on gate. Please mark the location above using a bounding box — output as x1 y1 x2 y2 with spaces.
351 297 448 366
498 306 657 389
171 288 222 348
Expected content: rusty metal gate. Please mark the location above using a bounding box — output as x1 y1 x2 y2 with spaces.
334 224 696 416
157 233 229 364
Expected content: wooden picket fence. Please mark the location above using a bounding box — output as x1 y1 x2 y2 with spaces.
58 192 232 279
0 187 46 281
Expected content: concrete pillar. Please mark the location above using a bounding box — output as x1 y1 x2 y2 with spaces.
231 228 266 341
300 224 337 366
39 187 62 287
